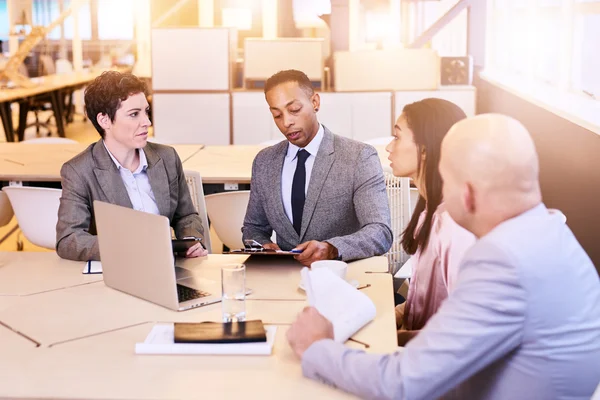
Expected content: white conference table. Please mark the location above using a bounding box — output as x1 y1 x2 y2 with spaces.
0 252 396 399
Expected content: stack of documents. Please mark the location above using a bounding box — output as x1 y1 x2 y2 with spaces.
135 324 277 355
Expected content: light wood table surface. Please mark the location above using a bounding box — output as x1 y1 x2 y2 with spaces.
0 252 102 296
0 143 204 182
182 145 265 184
0 252 396 399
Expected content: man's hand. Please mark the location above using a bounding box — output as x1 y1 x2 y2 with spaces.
287 306 334 358
293 240 338 266
263 242 281 251
185 242 208 258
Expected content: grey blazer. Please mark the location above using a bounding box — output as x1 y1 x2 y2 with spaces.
242 128 392 261
56 140 204 261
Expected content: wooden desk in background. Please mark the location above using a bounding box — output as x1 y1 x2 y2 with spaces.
0 68 131 142
0 143 204 182
0 252 395 399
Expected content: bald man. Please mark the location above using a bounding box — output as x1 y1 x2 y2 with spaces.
286 114 600 399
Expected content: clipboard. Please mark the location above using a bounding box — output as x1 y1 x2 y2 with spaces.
226 239 303 256
225 248 301 256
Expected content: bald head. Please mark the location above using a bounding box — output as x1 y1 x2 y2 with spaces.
439 114 542 236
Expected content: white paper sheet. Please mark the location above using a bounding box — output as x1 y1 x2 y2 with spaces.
135 324 277 355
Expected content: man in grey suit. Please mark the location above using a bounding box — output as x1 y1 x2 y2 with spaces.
287 114 600 399
242 70 392 265
56 71 206 261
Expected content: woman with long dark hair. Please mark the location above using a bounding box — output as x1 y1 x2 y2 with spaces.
386 98 475 344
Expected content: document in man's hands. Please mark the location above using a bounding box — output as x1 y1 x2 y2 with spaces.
301 267 376 343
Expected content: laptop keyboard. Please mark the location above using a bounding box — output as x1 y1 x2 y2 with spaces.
177 284 210 302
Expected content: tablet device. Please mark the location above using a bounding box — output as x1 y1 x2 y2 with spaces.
172 237 203 253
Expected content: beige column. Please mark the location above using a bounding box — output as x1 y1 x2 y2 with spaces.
389 0 402 47
198 0 214 28
348 0 359 51
134 0 152 77
71 0 84 72
262 0 278 39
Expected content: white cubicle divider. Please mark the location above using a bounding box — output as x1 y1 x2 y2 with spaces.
334 49 440 92
152 93 230 145
232 92 280 144
319 92 393 141
232 91 392 144
244 38 325 84
394 87 476 118
151 28 235 90
350 92 393 142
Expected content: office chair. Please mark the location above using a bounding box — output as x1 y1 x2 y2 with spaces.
3 186 62 250
183 170 212 253
204 191 251 251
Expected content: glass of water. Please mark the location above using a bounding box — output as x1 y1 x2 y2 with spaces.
221 263 246 323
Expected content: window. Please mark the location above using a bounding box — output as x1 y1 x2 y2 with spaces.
487 0 600 96
0 0 92 41
97 0 134 40
292 0 330 28
485 0 600 134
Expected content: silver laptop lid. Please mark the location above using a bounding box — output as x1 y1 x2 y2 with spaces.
94 200 180 310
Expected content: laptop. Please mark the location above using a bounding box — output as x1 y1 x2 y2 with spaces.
94 200 222 311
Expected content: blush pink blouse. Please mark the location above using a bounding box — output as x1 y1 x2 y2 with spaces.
402 204 475 330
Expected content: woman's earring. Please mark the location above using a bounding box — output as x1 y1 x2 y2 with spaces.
314 107 319 112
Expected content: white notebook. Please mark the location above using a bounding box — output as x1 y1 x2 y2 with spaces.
301 267 376 343
82 261 103 274
135 324 277 355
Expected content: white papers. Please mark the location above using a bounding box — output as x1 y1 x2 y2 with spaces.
394 256 414 279
82 261 102 274
301 267 376 343
135 324 277 355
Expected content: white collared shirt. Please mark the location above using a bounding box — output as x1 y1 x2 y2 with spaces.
103 142 160 216
281 124 325 224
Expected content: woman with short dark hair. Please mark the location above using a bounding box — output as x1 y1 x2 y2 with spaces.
56 71 207 261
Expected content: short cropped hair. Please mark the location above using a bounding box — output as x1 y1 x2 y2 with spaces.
264 69 314 97
84 71 149 138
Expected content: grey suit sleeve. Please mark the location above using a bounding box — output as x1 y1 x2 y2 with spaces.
241 156 274 245
56 163 100 261
170 147 205 241
325 146 392 261
301 243 527 400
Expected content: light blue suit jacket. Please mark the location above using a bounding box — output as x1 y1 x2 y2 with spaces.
302 204 600 399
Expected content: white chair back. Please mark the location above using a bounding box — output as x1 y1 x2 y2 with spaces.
55 59 74 75
0 189 14 227
204 191 251 250
22 137 78 144
3 186 62 249
385 173 412 274
184 170 212 253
